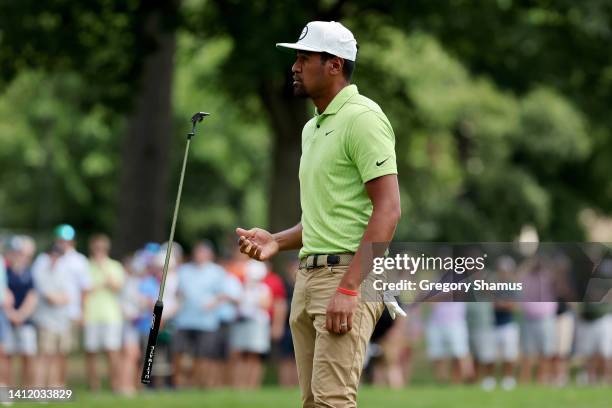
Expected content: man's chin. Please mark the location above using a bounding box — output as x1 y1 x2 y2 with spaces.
293 84 309 98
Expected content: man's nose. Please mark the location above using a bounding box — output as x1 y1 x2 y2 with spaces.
291 60 300 73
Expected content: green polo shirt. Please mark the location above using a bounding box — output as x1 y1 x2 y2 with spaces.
299 84 397 258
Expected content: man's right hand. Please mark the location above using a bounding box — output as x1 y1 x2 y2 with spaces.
236 227 279 261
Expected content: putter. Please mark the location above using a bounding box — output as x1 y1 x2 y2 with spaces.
140 111 210 384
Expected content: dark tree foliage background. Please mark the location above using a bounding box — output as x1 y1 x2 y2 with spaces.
0 0 610 259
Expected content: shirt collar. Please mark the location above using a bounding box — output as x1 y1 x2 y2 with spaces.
315 84 358 116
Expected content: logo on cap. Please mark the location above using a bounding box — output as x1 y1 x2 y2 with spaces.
299 26 308 41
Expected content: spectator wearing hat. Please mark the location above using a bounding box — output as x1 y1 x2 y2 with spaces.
4 235 39 387
32 243 72 387
32 223 91 372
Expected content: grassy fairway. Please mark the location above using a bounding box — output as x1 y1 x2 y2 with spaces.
15 386 611 408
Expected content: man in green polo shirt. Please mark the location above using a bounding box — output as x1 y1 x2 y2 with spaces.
236 21 401 407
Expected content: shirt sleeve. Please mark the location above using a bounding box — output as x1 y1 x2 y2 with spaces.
111 261 126 286
78 256 93 290
25 272 35 292
33 272 49 296
346 110 397 183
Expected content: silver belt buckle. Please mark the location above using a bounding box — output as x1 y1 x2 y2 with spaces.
306 255 316 269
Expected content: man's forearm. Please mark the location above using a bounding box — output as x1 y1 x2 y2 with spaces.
18 291 38 319
339 207 400 291
273 222 303 251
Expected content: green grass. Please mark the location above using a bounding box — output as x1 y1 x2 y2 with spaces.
15 386 612 408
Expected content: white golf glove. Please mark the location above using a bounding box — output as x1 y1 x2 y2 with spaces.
383 291 406 319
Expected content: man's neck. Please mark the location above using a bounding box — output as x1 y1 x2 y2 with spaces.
9 264 27 274
313 82 349 114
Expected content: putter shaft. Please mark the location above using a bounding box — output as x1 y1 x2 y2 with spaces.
157 136 191 301
141 113 209 384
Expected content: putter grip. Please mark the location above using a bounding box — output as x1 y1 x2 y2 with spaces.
141 300 164 384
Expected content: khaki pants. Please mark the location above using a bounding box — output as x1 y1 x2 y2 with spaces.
290 264 384 408
39 327 72 354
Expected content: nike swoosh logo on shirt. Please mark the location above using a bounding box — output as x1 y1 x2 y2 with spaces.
325 130 334 136
376 157 390 166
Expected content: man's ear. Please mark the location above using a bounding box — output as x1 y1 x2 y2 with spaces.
329 57 344 76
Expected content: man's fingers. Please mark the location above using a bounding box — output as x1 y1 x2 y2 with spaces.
235 227 254 239
326 313 333 332
338 312 349 334
239 237 253 255
332 313 342 334
346 313 353 332
239 239 249 253
248 243 260 259
238 236 247 247
238 237 264 261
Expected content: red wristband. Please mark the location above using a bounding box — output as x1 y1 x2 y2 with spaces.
336 287 358 296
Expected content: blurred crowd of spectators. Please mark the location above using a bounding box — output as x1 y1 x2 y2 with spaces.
0 226 296 394
0 226 611 394
368 255 612 390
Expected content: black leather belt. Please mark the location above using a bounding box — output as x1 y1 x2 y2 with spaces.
299 253 354 269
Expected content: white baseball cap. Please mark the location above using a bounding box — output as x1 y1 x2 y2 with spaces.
276 21 358 61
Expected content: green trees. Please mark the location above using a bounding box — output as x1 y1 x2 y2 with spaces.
0 71 121 233
0 1 609 254
0 1 181 254
356 29 590 241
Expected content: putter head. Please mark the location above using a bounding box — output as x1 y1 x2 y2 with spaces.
191 112 210 125
188 112 210 139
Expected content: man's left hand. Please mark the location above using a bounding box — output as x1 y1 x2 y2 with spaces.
326 291 358 335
